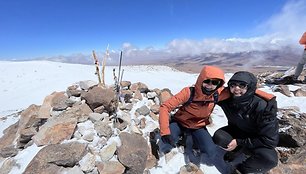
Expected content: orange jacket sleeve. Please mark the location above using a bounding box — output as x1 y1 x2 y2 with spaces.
255 89 275 101
299 32 306 46
218 87 231 101
219 87 275 101
159 87 190 136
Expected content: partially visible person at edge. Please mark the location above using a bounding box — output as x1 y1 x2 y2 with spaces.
213 71 279 174
158 66 275 173
293 31 306 82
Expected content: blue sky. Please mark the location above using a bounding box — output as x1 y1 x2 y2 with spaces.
0 0 305 60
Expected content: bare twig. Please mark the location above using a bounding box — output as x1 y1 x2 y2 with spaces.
101 44 109 87
92 50 102 84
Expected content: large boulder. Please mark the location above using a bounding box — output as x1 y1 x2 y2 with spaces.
81 86 116 113
32 117 77 146
117 132 149 174
24 142 87 174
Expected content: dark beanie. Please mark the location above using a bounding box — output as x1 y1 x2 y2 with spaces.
228 71 257 89
227 71 258 103
228 71 257 93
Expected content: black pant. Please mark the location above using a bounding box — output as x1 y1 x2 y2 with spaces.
213 126 278 173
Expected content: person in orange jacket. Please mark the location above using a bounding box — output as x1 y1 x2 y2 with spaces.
293 32 306 81
158 65 275 173
159 65 227 169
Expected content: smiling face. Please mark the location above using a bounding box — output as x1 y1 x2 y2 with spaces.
202 79 221 92
228 81 248 97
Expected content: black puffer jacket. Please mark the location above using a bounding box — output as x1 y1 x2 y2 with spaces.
218 71 279 149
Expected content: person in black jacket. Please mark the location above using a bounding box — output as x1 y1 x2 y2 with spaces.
213 71 279 174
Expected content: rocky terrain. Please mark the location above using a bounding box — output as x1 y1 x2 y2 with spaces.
0 70 305 174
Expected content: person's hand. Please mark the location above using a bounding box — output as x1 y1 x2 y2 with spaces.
225 139 237 151
161 135 175 147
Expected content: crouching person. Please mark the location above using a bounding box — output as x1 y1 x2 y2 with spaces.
159 65 226 168
214 71 279 174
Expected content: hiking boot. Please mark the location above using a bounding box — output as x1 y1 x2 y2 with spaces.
184 162 201 172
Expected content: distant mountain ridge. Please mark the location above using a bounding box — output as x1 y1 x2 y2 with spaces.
160 48 300 73
27 48 300 73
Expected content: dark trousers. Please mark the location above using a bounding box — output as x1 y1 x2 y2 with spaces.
159 122 231 174
213 126 278 173
159 121 217 158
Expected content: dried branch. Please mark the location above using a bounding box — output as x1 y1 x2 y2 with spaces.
101 44 109 87
92 50 102 84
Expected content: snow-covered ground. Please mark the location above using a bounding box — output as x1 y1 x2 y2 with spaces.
0 61 305 174
0 61 198 115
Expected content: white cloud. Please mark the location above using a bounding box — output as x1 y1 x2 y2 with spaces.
256 0 306 42
165 37 281 55
117 0 306 60
119 35 294 61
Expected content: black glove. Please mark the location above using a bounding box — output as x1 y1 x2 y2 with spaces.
161 135 175 147
263 97 278 119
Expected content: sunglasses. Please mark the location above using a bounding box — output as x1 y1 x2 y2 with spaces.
203 79 221 86
228 82 248 89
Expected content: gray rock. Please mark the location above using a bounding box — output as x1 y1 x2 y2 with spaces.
32 117 77 146
135 105 150 116
96 161 125 174
79 153 95 172
94 121 113 138
0 146 18 158
78 80 98 90
130 82 149 93
24 142 87 174
0 122 18 150
117 132 149 174
81 86 116 113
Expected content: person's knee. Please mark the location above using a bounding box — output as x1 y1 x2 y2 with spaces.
207 146 218 158
264 151 278 169
213 129 233 148
195 141 217 159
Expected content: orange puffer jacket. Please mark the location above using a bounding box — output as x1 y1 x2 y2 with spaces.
299 32 306 49
159 65 227 136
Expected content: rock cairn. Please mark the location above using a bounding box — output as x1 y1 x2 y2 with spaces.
0 80 172 174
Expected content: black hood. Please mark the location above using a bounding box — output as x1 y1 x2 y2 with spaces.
228 71 257 103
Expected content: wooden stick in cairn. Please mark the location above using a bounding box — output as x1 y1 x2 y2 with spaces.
92 50 102 85
101 45 109 87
